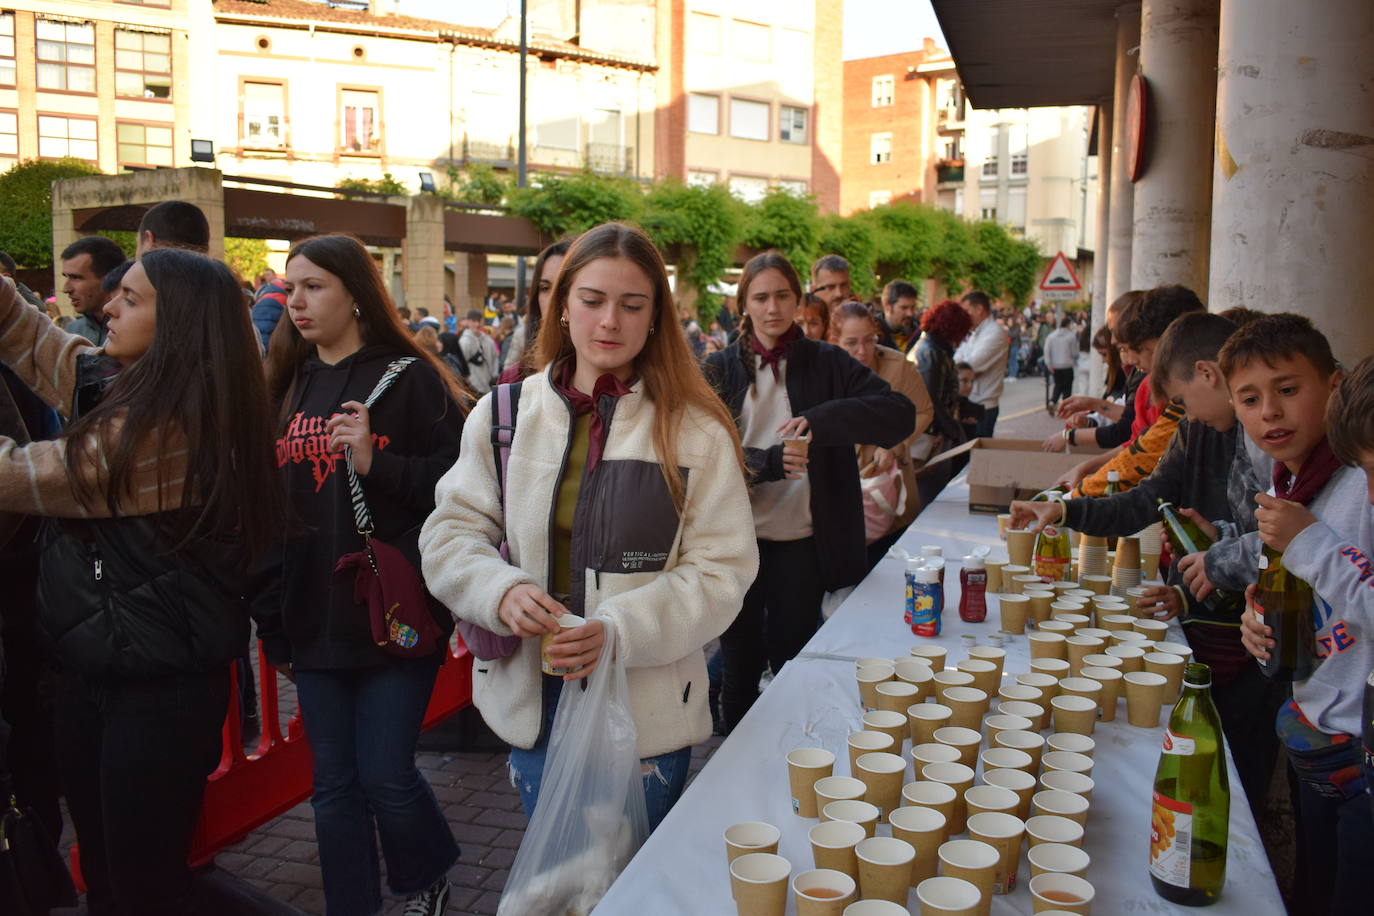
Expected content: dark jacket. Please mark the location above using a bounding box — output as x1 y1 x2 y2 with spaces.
1094 368 1144 449
705 337 916 591
255 345 463 670
251 282 288 351
911 332 964 445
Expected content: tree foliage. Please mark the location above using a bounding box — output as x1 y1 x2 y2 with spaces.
0 158 103 268
738 189 820 280
967 221 1043 305
336 172 408 197
816 213 878 298
640 180 740 317
442 163 507 207
506 170 642 239
225 237 271 281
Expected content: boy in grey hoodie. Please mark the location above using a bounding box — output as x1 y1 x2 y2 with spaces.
1233 325 1374 916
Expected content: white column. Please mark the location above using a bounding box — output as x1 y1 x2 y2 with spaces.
1105 3 1140 309
1090 102 1112 395
1209 0 1374 368
1129 0 1218 294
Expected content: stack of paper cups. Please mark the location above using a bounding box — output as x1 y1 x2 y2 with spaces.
1110 537 1142 596
1136 523 1163 580
1076 535 1109 580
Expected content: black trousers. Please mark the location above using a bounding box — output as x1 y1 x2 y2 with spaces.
56 667 229 916
1050 367 1075 404
1209 663 1285 818
720 537 827 731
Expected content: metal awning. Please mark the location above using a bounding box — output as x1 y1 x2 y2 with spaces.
930 0 1122 110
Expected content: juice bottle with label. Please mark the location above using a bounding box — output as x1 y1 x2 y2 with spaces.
959 554 988 623
910 565 943 637
1033 523 1072 583
1150 661 1229 906
1255 544 1316 681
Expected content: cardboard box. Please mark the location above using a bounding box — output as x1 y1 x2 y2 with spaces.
925 438 1107 514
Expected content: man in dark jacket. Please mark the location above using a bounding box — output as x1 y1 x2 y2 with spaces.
875 280 920 353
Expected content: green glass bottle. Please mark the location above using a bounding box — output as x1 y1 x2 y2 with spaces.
1104 469 1121 497
1150 662 1229 906
1256 543 1316 681
1030 484 1069 503
1156 502 1247 623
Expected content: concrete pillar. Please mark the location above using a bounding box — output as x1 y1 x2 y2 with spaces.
1105 3 1139 308
449 253 489 317
1129 0 1217 294
1090 101 1113 395
402 195 446 315
1209 0 1374 367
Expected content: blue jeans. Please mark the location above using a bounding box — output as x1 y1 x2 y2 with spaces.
509 677 692 832
296 659 460 916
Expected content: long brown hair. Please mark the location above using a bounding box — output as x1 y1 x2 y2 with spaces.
65 248 283 561
736 251 805 382
265 233 470 418
520 238 572 372
533 222 744 510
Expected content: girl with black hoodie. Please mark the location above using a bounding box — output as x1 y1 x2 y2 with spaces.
260 234 466 916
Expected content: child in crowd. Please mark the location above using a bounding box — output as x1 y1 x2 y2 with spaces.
955 361 984 443
1011 311 1281 813
1232 324 1374 916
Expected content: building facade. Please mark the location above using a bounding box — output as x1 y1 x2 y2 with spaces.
655 0 842 212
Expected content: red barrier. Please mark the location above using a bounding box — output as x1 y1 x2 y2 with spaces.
71 636 473 886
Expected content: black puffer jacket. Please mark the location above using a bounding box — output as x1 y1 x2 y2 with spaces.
37 517 249 678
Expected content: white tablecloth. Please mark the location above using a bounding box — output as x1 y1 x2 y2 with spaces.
596 474 1286 915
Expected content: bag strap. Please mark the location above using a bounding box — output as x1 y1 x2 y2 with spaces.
345 358 417 537
490 381 523 515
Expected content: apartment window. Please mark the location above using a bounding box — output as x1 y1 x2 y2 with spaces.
38 115 97 160
115 29 172 99
0 14 14 87
689 12 721 55
341 88 381 152
871 75 894 107
687 170 718 188
1006 186 1027 226
979 187 997 221
688 93 719 135
727 174 769 203
780 105 807 144
730 98 769 141
117 121 173 167
983 128 1000 177
1010 124 1028 175
0 110 16 158
36 19 96 93
870 132 892 164
939 80 964 117
869 190 892 208
777 179 807 196
733 20 770 63
243 80 286 147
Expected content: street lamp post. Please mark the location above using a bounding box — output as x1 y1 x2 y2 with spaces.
515 0 528 322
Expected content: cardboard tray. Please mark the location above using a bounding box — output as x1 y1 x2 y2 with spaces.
925 437 1107 514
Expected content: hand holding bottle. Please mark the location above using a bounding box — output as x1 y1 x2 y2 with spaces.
1254 494 1317 551
1175 552 1216 601
1239 584 1274 661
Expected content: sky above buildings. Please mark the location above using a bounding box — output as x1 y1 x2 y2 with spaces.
396 0 946 59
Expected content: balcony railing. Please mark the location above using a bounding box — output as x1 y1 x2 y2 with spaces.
462 136 515 166
586 142 633 175
936 163 965 184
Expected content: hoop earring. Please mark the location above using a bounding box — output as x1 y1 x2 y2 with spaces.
353 306 361 318
649 325 656 335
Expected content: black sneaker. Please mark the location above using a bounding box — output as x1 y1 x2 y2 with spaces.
403 878 451 916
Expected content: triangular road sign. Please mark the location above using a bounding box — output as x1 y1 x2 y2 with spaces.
1038 252 1082 292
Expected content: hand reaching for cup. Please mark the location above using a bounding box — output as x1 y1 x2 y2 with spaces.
1008 499 1064 534
777 415 811 480
1136 585 1182 621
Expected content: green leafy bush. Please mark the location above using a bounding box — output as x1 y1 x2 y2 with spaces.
336 172 408 197
0 158 103 268
641 180 741 319
738 189 820 279
506 170 642 239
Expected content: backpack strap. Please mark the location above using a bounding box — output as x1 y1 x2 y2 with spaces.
490 381 522 513
345 358 416 537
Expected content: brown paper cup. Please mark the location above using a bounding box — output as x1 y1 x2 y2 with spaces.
1032 789 1089 827
1079 666 1122 722
787 748 836 817
876 680 920 715
916 875 983 916
1065 637 1104 677
793 868 857 916
856 836 916 905
933 726 983 769
855 752 907 816
729 852 791 916
966 811 1025 895
1016 672 1060 698
980 747 1035 777
1040 770 1095 803
823 800 881 838
1024 814 1084 848
848 730 897 774
912 742 962 773
1029 872 1094 914
1124 671 1167 727
1000 565 1031 592
909 702 954 746
937 838 999 914
910 644 948 672
1045 732 1095 760
941 687 989 732
863 709 909 749
968 645 1006 678
1132 618 1170 640
965 785 1020 820
1051 696 1097 736
540 614 587 675
1029 658 1071 683
1098 612 1135 632
809 819 866 880
996 593 1030 634
1079 574 1113 596
1105 644 1145 673
725 821 781 863
1058 677 1104 714
997 699 1048 732
986 559 1007 592
1143 652 1185 700
895 660 935 698
1115 535 1141 568
1028 632 1068 661
994 730 1045 771
921 762 975 833
1006 529 1035 566
857 663 897 712
902 781 957 839
957 659 1000 697
889 805 947 886
984 713 1034 745
1027 842 1090 879
1013 574 1046 595
814 775 867 820
983 767 1038 820
1041 751 1093 777
1026 590 1055 626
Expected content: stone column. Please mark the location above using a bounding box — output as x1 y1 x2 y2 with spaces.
1129 0 1218 294
1209 0 1374 367
402 195 446 314
1105 3 1140 309
1090 101 1113 395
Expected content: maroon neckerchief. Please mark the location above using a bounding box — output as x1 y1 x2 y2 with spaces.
749 324 803 380
554 362 634 474
1272 437 1343 506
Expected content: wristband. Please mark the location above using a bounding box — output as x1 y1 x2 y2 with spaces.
1067 428 1077 446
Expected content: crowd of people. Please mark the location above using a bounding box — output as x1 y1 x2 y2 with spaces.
0 203 1369 916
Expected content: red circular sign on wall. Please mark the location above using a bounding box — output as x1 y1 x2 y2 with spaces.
1126 73 1149 182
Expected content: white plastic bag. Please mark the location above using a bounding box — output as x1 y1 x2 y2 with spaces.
497 619 650 916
